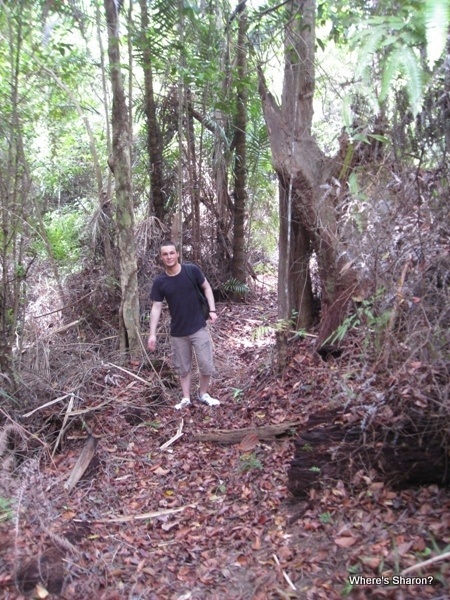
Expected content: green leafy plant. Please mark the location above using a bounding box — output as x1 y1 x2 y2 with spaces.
325 289 390 346
239 453 263 472
0 388 19 407
252 311 298 341
145 421 161 430
36 204 86 268
319 511 333 524
222 278 250 295
217 482 226 495
253 262 276 276
0 496 13 522
231 387 243 401
341 565 361 596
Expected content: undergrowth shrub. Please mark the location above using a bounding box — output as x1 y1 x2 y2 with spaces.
35 203 87 269
335 159 450 454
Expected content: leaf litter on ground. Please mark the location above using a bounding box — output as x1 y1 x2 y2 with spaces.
1 290 449 599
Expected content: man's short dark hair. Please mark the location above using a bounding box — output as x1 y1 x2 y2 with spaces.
159 241 178 253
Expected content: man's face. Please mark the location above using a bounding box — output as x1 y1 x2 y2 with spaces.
160 245 179 268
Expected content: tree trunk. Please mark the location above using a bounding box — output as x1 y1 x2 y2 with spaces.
186 89 201 262
138 0 166 223
258 0 357 354
95 0 115 277
214 3 234 264
231 8 248 285
104 0 141 358
0 8 31 392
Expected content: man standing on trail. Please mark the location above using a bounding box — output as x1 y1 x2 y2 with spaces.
147 241 220 410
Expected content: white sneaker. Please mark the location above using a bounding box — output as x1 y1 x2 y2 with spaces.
198 392 220 406
175 398 191 410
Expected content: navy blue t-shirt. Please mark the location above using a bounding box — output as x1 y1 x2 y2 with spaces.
150 263 206 337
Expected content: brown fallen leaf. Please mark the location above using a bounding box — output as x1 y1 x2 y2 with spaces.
334 536 357 548
237 432 259 452
360 556 382 569
154 466 171 476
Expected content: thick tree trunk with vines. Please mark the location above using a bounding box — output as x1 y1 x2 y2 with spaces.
104 0 141 358
258 0 357 355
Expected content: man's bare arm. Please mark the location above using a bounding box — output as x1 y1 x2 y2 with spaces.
201 280 218 323
148 301 163 350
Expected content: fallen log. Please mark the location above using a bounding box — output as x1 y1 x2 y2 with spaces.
288 409 450 498
192 421 303 444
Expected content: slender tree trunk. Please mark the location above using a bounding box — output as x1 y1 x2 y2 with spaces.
0 7 29 391
104 0 141 358
186 89 201 262
231 8 248 285
95 0 115 277
138 0 166 222
214 4 233 263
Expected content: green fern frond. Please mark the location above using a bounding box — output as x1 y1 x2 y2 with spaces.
380 46 423 115
222 278 249 294
399 47 423 115
425 0 450 68
353 26 386 81
252 325 274 340
379 50 399 104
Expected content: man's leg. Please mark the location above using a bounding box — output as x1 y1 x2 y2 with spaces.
172 336 193 408
180 372 192 398
191 328 219 405
199 373 210 396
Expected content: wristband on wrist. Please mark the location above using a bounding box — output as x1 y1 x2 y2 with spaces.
209 310 216 313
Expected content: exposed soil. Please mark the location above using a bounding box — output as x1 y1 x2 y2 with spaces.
1 283 449 599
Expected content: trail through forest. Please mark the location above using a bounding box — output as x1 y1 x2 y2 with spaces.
1 283 449 600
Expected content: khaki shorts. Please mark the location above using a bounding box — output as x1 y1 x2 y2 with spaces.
171 327 214 377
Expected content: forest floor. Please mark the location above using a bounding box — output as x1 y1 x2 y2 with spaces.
1 279 449 600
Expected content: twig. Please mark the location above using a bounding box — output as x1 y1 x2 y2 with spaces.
52 395 75 457
42 320 81 338
160 419 184 450
273 553 297 591
76 504 195 524
288 332 318 340
22 392 75 418
106 362 154 386
401 551 450 576
69 398 114 416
